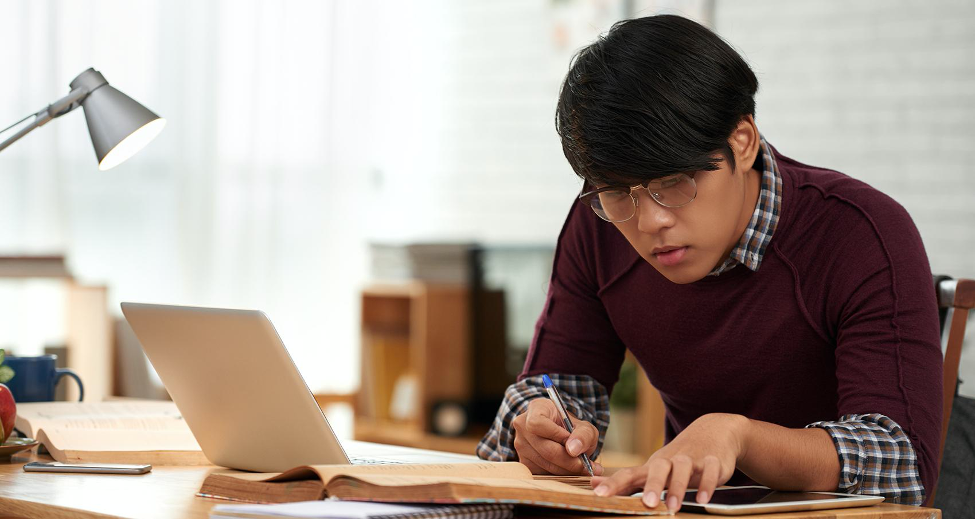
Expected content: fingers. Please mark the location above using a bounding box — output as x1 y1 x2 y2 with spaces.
638 458 672 508
593 465 648 497
525 410 571 443
515 399 604 475
595 454 725 512
514 435 579 475
662 455 693 513
589 414 741 510
695 456 722 504
525 396 560 418
512 400 589 475
566 417 600 458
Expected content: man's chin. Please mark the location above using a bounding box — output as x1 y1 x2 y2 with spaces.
644 256 708 284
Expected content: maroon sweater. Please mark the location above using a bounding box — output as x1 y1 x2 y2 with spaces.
521 149 943 496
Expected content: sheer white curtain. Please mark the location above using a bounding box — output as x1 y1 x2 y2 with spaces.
0 0 391 393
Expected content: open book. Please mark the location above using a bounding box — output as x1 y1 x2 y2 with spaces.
199 462 666 515
14 400 210 465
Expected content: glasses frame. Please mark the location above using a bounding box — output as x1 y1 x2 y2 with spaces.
578 173 697 223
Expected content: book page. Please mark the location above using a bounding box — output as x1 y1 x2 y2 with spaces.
533 474 594 489
16 401 190 437
39 428 202 452
339 474 597 495
263 461 532 484
37 428 210 465
211 471 283 482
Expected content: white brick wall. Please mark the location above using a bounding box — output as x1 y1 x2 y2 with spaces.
364 0 592 245
374 0 974 395
362 0 975 394
374 0 974 274
713 0 975 396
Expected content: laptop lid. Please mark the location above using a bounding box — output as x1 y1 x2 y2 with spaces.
121 302 350 472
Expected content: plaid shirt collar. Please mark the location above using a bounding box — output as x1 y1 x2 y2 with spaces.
708 136 783 276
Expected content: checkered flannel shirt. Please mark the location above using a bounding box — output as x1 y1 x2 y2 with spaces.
477 138 925 505
709 136 782 276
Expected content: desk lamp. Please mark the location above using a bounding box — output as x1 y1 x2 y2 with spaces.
0 68 165 171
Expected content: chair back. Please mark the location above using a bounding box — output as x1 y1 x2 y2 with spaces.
926 276 974 507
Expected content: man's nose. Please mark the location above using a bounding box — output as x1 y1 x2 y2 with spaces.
633 190 676 235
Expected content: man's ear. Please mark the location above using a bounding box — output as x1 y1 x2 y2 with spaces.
728 115 760 176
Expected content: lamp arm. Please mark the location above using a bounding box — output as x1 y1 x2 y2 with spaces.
0 86 90 154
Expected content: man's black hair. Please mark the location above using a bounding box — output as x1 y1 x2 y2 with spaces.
556 14 759 187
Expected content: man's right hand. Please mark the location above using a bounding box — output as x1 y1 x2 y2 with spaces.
511 397 604 475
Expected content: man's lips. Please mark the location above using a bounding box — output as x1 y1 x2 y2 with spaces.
652 246 688 266
651 245 684 255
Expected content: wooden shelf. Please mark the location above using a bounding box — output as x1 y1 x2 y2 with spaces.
358 282 472 435
596 450 647 468
0 256 112 402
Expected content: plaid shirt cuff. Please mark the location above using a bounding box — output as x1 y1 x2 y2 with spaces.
476 374 610 462
806 413 924 505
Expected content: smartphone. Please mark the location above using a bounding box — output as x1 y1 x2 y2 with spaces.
23 461 152 475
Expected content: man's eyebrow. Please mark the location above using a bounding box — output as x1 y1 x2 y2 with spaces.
603 180 645 189
593 178 638 189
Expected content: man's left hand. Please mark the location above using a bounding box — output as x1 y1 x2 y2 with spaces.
590 413 749 513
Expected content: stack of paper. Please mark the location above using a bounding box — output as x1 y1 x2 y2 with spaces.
369 242 475 284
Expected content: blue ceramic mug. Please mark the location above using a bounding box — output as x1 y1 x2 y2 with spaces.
3 355 84 402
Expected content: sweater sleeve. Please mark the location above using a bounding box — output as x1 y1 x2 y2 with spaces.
478 201 626 462
821 193 943 501
519 200 628 391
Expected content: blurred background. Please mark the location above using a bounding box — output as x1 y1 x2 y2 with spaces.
0 0 972 454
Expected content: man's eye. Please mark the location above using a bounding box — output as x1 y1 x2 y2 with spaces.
657 176 682 188
600 190 630 202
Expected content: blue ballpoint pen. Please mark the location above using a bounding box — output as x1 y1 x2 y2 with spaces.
541 374 595 477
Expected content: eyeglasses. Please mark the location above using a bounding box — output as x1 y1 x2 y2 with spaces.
578 173 697 223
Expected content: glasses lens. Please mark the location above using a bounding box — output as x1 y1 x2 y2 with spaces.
648 174 696 207
592 190 635 222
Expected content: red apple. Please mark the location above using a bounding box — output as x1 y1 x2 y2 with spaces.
0 383 15 444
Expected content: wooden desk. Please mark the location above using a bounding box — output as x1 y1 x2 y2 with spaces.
0 452 940 519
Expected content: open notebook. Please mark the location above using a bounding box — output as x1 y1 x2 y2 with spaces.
210 500 514 519
14 401 209 465
199 461 665 516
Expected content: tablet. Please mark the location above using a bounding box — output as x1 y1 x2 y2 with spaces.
680 486 884 515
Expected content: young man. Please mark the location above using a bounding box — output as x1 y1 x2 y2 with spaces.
476 15 942 513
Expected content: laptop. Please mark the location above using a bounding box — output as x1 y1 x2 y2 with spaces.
121 302 479 472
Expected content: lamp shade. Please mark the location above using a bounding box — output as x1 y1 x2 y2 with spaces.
69 68 166 171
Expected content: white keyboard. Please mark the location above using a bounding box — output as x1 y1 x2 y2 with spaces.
349 457 407 465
